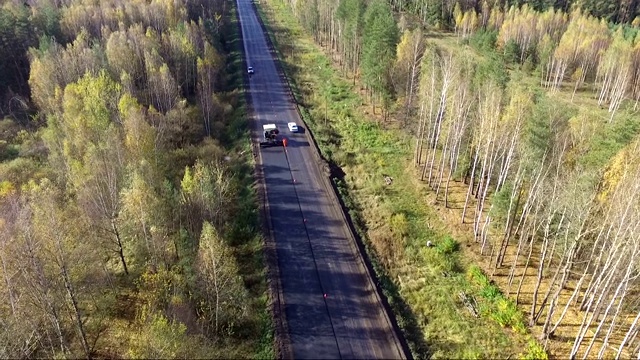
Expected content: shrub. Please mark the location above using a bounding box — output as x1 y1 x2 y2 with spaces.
519 340 548 360
0 140 19 162
503 39 521 64
430 254 458 273
467 265 490 287
466 265 527 333
0 180 15 198
480 284 501 301
128 307 196 359
468 29 498 53
491 298 526 333
390 212 409 238
435 235 459 255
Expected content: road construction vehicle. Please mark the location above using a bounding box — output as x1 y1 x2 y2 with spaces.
260 124 284 147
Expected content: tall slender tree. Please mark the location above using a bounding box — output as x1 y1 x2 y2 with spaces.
361 0 399 116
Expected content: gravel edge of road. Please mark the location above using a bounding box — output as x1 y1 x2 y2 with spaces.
234 4 294 358
249 1 411 358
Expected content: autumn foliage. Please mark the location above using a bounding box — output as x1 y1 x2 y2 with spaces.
0 0 268 358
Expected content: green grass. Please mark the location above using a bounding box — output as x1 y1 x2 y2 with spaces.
519 340 549 360
254 0 536 358
467 265 526 333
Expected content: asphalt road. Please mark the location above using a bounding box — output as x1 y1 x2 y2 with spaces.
236 0 406 358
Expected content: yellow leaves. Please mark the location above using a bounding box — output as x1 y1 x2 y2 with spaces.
459 10 478 38
488 6 504 31
453 3 463 32
518 340 549 360
128 304 189 359
63 71 121 128
598 28 632 76
567 112 598 153
119 93 156 167
390 212 409 238
180 166 195 199
59 71 123 173
394 28 424 100
0 181 15 199
106 30 140 78
122 171 156 220
179 160 233 229
496 3 561 52
197 221 248 333
145 26 160 42
118 93 139 118
600 148 628 202
502 84 533 129
28 45 66 115
570 67 583 82
555 10 611 66
599 139 640 203
396 30 413 59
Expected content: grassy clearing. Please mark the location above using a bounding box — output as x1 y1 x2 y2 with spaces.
254 0 543 358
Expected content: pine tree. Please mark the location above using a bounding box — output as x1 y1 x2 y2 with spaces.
361 0 399 116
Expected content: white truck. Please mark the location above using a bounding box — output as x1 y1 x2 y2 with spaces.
260 124 283 147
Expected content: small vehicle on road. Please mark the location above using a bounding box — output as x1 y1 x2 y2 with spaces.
287 122 299 132
247 66 254 75
260 124 283 147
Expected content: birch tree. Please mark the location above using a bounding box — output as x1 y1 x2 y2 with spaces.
49 72 130 274
596 28 632 121
196 222 247 336
29 180 92 359
196 42 223 137
393 28 426 125
180 160 234 239
145 50 180 113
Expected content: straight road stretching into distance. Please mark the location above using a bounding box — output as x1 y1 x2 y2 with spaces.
236 0 407 358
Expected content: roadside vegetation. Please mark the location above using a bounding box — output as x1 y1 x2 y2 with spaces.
0 0 272 358
255 0 640 358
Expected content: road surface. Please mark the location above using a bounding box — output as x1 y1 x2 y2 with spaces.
236 0 407 358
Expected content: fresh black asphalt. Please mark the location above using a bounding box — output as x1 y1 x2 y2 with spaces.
236 0 406 357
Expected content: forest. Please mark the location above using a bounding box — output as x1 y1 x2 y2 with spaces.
262 0 640 357
4 0 640 357
0 0 271 358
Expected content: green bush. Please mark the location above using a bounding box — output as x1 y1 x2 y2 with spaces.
435 236 459 255
519 340 548 360
466 265 527 333
480 284 501 301
467 265 490 287
468 29 498 53
390 212 409 238
491 298 526 333
503 39 521 64
434 255 458 273
0 141 19 162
